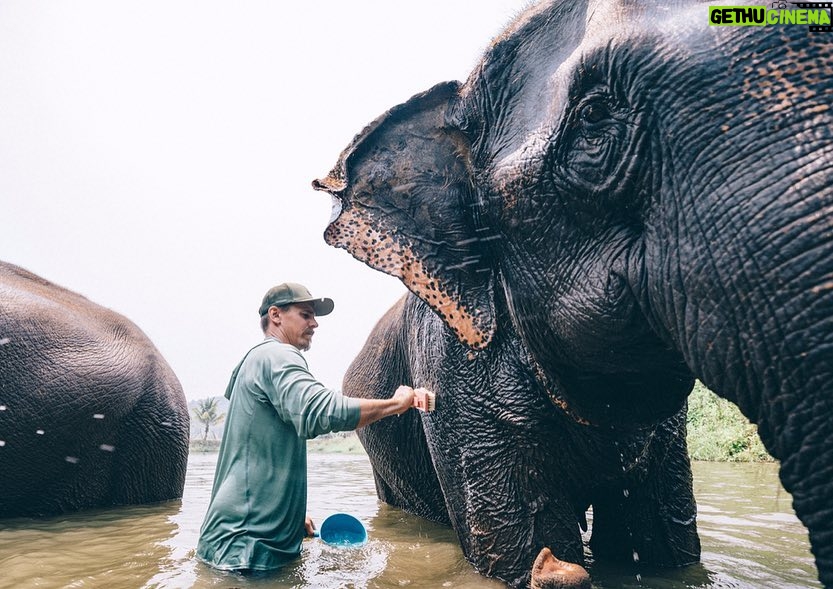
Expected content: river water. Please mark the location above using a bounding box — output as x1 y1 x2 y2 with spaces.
0 452 820 589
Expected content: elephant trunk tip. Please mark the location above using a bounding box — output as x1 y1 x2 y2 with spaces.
531 547 591 589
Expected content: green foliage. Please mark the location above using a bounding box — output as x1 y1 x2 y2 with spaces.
686 381 773 462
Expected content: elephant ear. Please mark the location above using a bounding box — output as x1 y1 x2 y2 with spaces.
313 82 496 350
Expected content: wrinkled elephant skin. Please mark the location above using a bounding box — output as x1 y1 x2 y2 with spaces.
341 294 699 588
0 261 190 516
313 1 833 587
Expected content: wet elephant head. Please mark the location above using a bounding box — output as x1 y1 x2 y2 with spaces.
314 1 833 586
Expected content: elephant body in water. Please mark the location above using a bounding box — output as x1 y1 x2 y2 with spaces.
0 261 189 516
344 292 699 588
315 1 833 587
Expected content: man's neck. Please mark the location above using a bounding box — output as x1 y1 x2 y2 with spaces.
264 330 299 350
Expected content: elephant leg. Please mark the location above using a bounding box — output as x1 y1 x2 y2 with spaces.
423 409 587 589
401 297 591 588
354 409 449 524
589 409 700 567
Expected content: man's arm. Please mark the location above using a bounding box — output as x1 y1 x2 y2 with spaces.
355 386 431 428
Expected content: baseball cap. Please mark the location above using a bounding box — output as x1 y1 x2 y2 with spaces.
258 282 334 317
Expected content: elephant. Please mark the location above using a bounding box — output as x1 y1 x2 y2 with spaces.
0 261 190 516
342 291 700 588
312 0 833 586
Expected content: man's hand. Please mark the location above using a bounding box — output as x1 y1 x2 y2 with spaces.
391 385 416 415
305 515 316 538
356 385 432 428
412 387 435 412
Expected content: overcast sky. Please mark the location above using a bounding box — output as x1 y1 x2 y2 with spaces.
0 1 528 400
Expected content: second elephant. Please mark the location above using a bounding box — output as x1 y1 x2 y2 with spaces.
0 261 190 517
344 292 699 588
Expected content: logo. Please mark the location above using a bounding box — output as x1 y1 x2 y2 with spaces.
709 3 832 31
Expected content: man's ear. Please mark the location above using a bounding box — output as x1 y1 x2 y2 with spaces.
313 82 496 350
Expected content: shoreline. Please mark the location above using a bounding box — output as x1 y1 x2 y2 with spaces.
189 432 367 455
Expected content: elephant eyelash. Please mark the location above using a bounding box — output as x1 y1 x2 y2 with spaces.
567 92 630 135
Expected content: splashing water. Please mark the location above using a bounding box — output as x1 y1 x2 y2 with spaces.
613 440 644 585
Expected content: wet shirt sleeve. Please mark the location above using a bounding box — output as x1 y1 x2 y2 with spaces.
266 346 361 439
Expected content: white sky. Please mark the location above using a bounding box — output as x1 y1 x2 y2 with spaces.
0 1 528 400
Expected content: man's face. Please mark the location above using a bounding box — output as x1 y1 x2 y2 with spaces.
277 303 318 351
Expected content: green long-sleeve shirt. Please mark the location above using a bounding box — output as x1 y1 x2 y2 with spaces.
196 338 362 571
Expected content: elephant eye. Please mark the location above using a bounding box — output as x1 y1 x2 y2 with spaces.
578 98 611 126
557 89 639 202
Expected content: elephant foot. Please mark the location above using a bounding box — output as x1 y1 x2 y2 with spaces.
530 547 591 589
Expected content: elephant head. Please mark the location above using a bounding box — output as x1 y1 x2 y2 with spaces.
314 0 833 585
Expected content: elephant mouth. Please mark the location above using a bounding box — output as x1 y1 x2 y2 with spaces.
527 355 594 427
311 175 346 225
530 351 693 429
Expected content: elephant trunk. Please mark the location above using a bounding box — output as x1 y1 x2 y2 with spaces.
531 548 591 589
646 135 833 587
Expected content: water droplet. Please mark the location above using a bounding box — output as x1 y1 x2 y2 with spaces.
65 456 79 464
0 441 5 447
36 430 45 435
93 414 105 420
0 338 10 345
0 405 6 411
623 489 630 498
99 444 115 452
161 421 172 427
632 550 640 563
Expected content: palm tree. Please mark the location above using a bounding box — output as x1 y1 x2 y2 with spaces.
192 397 225 441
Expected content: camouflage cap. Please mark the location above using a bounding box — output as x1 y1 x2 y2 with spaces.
258 282 334 317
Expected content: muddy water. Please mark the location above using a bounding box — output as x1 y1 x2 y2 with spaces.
0 453 820 589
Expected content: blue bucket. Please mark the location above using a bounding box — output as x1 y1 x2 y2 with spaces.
316 513 367 547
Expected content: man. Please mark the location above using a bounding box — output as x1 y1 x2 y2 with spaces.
196 282 428 571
